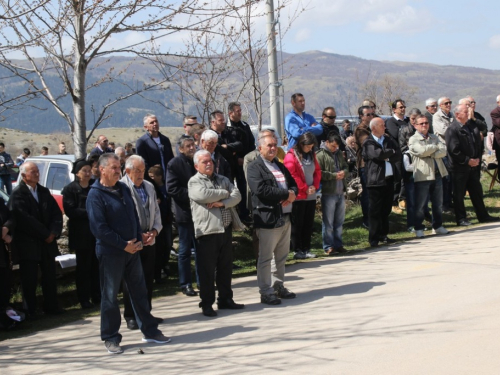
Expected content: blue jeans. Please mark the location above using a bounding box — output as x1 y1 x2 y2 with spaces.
177 221 197 288
321 194 345 250
0 174 12 195
414 176 443 231
97 251 160 343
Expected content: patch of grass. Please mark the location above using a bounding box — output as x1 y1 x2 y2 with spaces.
3 174 499 341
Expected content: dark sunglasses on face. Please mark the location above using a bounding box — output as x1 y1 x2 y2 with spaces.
324 115 336 120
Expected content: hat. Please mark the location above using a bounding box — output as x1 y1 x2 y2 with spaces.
72 158 91 174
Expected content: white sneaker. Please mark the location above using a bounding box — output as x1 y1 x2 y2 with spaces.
415 230 424 238
432 226 449 235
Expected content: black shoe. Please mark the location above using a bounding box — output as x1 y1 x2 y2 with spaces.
370 241 379 248
217 299 245 310
182 286 198 296
201 306 218 317
260 294 281 305
336 246 348 253
126 319 139 330
379 236 396 244
275 285 296 299
479 216 500 223
81 301 94 309
458 220 471 227
154 317 164 324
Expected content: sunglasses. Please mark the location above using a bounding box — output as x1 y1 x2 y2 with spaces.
364 113 375 117
443 101 452 105
324 115 336 120
428 104 437 108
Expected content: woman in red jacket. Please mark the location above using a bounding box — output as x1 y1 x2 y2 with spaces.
284 132 321 259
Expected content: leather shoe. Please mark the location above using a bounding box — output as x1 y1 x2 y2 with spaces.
154 317 164 324
458 220 471 227
126 319 139 330
201 306 218 317
217 299 245 310
182 286 198 296
336 246 348 253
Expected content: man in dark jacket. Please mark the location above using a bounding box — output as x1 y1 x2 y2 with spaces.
87 153 170 354
315 106 345 151
490 95 500 177
88 135 113 157
8 162 63 316
136 114 175 182
166 136 198 297
363 118 400 247
446 104 497 226
247 131 298 306
0 143 14 195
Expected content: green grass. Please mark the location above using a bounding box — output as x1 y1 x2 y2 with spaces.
3 174 500 341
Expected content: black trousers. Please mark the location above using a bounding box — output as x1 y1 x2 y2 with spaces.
291 199 316 252
75 247 100 305
19 253 59 314
123 244 155 320
452 167 489 223
195 227 233 308
367 178 394 244
154 225 172 282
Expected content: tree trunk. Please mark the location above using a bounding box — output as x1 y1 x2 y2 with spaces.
73 2 87 159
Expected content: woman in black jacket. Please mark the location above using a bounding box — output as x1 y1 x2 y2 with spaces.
62 159 100 309
0 197 14 311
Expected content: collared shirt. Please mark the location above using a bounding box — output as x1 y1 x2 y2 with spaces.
133 183 148 204
372 134 393 177
27 184 39 202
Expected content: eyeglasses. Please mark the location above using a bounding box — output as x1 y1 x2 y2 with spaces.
364 113 374 117
443 101 452 105
417 122 429 126
324 115 336 120
428 104 437 108
470 101 476 104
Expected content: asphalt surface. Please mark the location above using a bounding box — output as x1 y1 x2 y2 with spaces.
2 223 500 374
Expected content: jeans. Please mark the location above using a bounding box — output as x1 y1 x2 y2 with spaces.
97 251 160 343
177 221 197 288
0 175 12 195
415 176 443 230
321 194 345 250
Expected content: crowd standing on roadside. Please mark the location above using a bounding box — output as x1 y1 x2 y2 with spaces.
1 94 500 354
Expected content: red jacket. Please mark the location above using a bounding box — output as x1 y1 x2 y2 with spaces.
284 149 321 200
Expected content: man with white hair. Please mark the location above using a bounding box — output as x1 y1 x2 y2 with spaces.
188 150 245 317
424 98 438 134
459 97 488 139
120 155 163 330
446 104 497 226
200 129 232 180
433 97 454 143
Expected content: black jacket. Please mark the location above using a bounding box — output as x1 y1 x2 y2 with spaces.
385 116 408 145
136 131 175 179
316 121 345 151
213 151 232 181
362 135 400 187
247 156 298 229
228 119 256 158
61 179 96 250
166 153 196 223
0 198 14 269
398 123 416 153
8 181 62 263
445 119 482 173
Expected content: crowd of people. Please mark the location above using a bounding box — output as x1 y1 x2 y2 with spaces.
1 94 499 353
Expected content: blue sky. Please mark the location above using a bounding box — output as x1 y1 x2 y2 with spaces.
275 0 500 70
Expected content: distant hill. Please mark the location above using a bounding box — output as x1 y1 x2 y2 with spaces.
2 51 500 133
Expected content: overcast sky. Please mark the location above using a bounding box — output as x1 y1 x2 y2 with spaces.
275 0 500 70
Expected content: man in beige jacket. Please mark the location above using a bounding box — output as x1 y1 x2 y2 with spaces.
408 115 449 238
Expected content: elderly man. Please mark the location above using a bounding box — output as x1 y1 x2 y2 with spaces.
166 136 198 297
409 115 449 238
120 155 163 330
200 129 232 180
284 93 323 149
8 162 63 317
188 150 244 317
87 154 170 354
445 105 497 226
136 113 175 182
89 135 113 157
247 131 298 305
424 98 438 134
459 97 488 139
433 97 454 143
363 117 400 247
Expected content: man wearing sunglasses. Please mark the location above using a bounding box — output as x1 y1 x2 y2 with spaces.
316 106 343 150
424 98 438 134
433 97 454 143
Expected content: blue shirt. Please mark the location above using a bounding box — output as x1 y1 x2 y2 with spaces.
372 134 393 177
285 110 323 149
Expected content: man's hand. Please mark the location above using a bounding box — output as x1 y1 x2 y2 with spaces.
468 158 480 167
336 171 345 180
142 230 157 246
207 201 224 208
45 233 56 244
311 122 318 127
287 190 296 203
124 239 143 254
221 144 228 149
307 185 316 195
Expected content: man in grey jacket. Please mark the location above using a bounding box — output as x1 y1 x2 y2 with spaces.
188 150 245 317
120 155 163 330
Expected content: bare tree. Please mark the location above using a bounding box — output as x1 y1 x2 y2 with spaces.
0 0 248 158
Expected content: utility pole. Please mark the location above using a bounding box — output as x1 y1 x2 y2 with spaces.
265 0 282 137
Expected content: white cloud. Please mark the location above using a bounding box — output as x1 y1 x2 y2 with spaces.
365 5 432 34
294 28 311 43
488 35 500 49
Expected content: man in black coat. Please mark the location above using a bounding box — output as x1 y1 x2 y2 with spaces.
136 114 175 182
445 104 497 226
166 136 198 297
8 162 63 316
363 117 400 247
88 135 113 157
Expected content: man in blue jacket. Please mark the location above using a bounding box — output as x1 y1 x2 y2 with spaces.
284 93 323 149
87 153 170 354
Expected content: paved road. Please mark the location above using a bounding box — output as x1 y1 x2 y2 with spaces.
2 224 500 374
